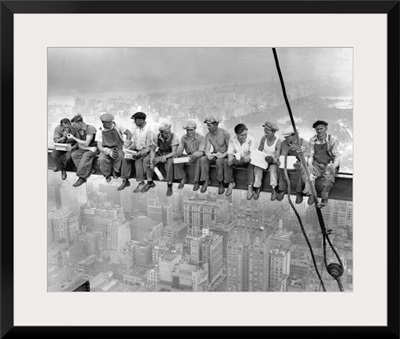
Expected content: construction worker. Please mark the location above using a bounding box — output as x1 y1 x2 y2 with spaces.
143 122 179 196
307 120 341 206
118 111 154 192
199 117 231 194
68 114 99 187
51 118 77 180
96 113 132 183
276 126 310 204
174 120 205 191
253 121 281 201
224 123 256 198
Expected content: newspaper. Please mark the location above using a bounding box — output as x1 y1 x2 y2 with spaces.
124 149 138 159
250 149 269 169
279 155 298 169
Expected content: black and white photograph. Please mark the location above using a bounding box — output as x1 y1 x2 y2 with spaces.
4 1 398 336
47 47 353 293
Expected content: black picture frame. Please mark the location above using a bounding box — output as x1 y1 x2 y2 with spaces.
1 1 398 338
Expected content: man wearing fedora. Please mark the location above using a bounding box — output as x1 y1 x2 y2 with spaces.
143 122 179 196
253 121 282 201
118 111 154 193
276 126 310 204
307 120 341 206
96 113 132 183
199 116 231 194
174 120 205 191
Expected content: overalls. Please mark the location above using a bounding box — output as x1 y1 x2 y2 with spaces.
98 128 124 177
312 142 336 199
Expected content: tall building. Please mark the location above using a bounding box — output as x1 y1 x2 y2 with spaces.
201 228 223 285
80 202 124 233
248 237 271 291
269 249 291 291
183 197 232 234
48 208 80 243
148 196 173 227
227 237 247 291
107 218 131 252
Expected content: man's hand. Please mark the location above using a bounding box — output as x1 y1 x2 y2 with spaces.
274 159 281 167
326 164 335 174
215 152 224 159
67 133 75 140
188 155 197 164
207 153 215 161
110 149 118 159
296 146 306 154
244 155 251 163
89 146 97 153
293 162 302 170
265 156 274 164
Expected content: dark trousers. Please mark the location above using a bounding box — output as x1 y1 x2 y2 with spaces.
71 148 99 179
311 162 338 199
98 149 124 177
121 155 147 182
51 149 71 171
144 154 174 183
223 158 254 185
200 156 225 182
174 157 202 182
278 168 305 193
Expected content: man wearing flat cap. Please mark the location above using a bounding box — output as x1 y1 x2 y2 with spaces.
276 126 311 203
96 113 132 183
143 122 179 196
253 121 282 200
174 120 205 190
307 120 341 206
118 111 154 192
225 123 256 198
200 116 231 194
67 114 99 187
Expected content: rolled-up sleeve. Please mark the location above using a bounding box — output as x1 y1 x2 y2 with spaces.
171 134 180 147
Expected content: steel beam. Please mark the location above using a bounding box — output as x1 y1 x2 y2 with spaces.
48 150 352 201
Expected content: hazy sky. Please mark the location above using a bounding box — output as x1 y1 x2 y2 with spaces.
48 48 352 95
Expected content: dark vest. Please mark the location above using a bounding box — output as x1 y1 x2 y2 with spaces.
157 133 175 155
77 125 97 147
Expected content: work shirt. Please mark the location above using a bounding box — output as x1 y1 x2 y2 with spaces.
53 125 76 144
75 123 97 147
309 134 341 167
176 132 205 156
131 123 154 151
152 132 179 154
227 135 256 157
